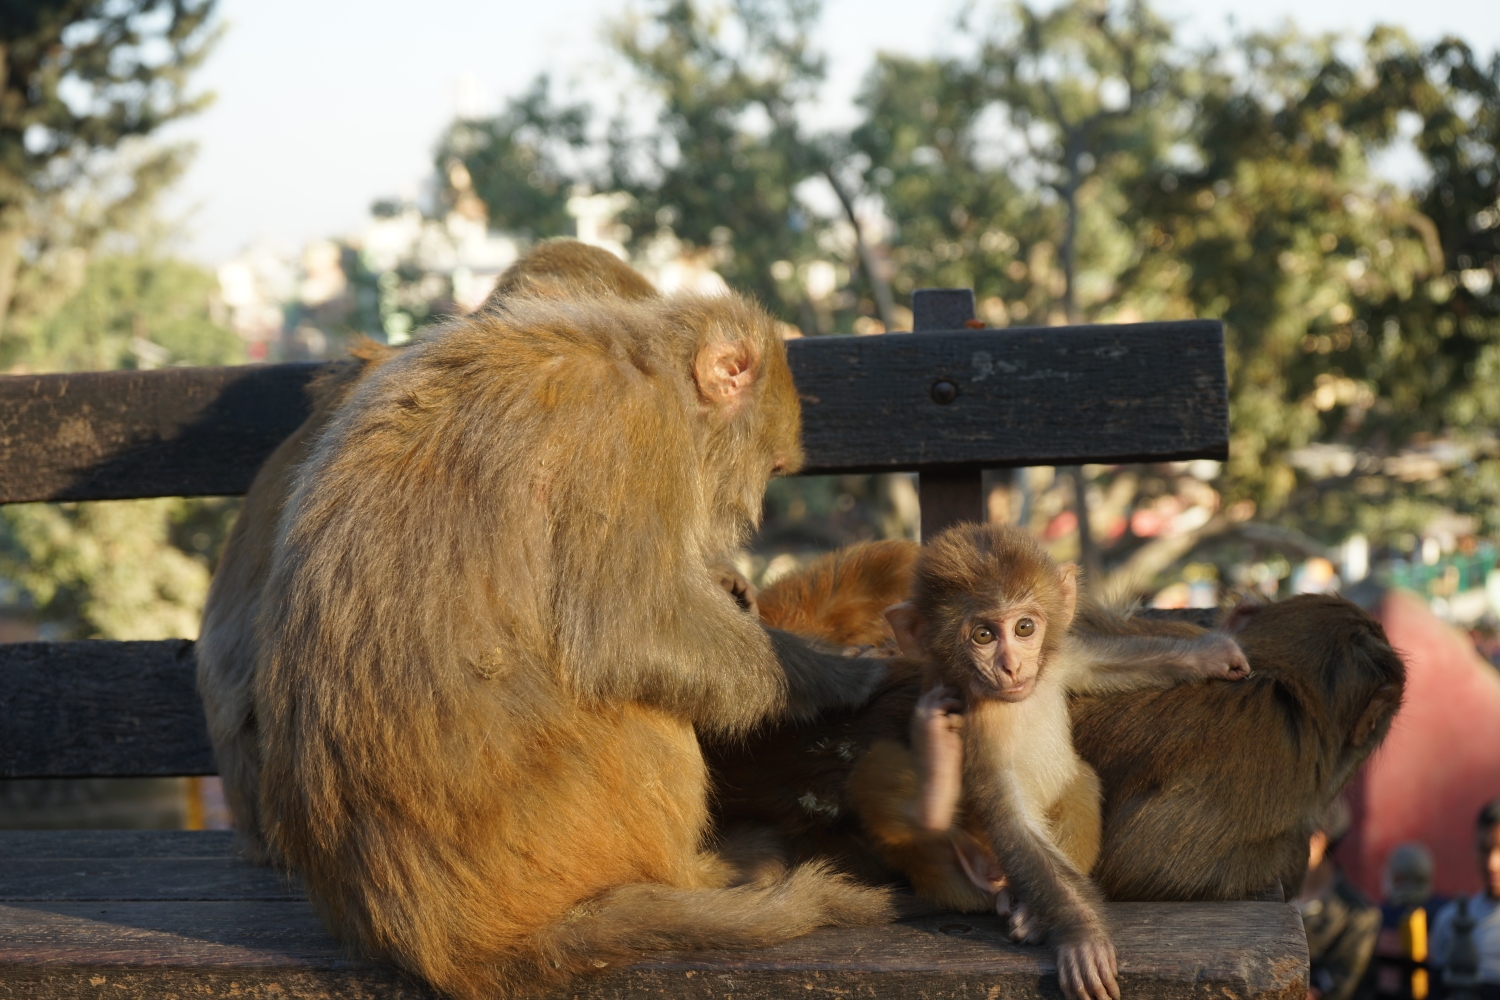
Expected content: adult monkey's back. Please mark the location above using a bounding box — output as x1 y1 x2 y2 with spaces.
198 240 663 861
253 292 893 998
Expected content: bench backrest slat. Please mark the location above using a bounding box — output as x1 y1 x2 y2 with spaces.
0 321 1227 504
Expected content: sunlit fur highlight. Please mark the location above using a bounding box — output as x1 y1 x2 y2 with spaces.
197 240 659 863
248 287 888 999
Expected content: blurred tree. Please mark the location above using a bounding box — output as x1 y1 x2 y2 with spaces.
436 77 592 239
1098 27 1499 592
7 251 239 371
607 0 830 328
0 498 214 640
0 1 235 642
437 0 1500 600
0 0 218 334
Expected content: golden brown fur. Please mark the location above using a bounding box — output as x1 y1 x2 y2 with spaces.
196 336 395 858
250 290 894 999
756 539 918 649
197 240 660 862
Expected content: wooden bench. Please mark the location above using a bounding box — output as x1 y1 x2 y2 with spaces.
0 289 1307 1000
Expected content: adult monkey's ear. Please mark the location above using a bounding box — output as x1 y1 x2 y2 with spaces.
695 339 758 415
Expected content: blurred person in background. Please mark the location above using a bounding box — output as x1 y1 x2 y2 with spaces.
1299 798 1382 1000
1373 843 1440 1000
1430 800 1500 1000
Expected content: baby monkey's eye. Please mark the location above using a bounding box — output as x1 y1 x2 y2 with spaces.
971 624 996 645
1014 618 1036 637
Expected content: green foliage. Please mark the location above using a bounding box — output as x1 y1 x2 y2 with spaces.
606 0 831 321
436 77 591 238
0 1 229 641
439 0 1500 588
0 0 218 208
3 251 241 371
0 500 212 640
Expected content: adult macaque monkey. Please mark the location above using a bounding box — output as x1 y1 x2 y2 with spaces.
197 240 660 860
251 287 894 999
874 523 1248 1000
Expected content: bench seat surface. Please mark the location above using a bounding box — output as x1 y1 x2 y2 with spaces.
0 831 1308 1000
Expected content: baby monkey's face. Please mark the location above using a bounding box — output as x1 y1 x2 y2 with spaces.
951 597 1052 702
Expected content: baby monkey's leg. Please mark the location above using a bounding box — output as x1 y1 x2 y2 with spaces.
910 688 1010 899
1046 764 1103 876
911 686 965 831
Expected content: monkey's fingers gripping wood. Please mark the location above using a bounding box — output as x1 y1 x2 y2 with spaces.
0 832 1307 1000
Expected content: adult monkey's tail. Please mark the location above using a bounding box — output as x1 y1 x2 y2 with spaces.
482 862 895 998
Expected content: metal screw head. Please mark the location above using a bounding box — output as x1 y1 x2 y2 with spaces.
931 379 958 405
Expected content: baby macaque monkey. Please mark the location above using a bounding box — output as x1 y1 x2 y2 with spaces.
885 523 1250 1000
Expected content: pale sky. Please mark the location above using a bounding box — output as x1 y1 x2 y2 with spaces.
160 0 1500 266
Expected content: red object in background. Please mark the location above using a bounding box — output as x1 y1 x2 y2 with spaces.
1337 589 1500 901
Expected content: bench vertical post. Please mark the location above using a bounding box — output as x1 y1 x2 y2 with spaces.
912 288 986 540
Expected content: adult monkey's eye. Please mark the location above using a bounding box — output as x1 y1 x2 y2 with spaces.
971 625 996 645
1014 618 1035 637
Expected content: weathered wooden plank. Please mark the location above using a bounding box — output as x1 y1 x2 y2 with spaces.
0 898 1307 1000
793 322 1228 474
912 288 978 331
0 860 299 902
0 322 1227 503
1 608 1223 779
0 830 234 859
0 640 214 778
0 363 321 504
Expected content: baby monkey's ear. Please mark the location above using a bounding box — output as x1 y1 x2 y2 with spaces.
1056 562 1079 624
884 602 925 660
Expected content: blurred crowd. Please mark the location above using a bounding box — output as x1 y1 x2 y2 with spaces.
1300 799 1500 1000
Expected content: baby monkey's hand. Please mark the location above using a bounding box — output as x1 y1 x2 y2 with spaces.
1184 632 1251 680
911 686 965 832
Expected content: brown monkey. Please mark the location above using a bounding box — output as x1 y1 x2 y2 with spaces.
1072 595 1405 902
710 543 1403 914
197 239 660 861
252 289 894 999
875 523 1248 1000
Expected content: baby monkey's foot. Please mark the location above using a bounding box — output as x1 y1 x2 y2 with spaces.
1185 633 1251 680
911 686 965 831
1000 896 1045 945
1056 930 1120 1000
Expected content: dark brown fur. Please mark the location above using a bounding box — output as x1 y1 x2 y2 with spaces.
197 240 661 862
250 289 894 999
1072 595 1405 901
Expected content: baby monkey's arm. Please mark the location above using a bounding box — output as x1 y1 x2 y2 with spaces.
1059 628 1249 696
